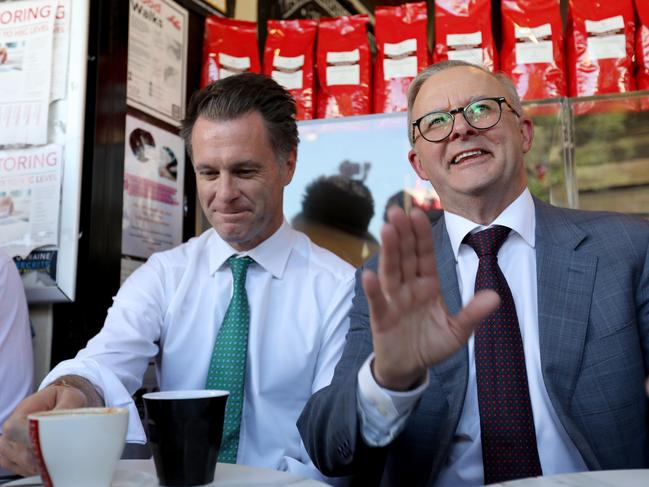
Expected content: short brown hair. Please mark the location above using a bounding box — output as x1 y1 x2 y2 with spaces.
181 73 299 162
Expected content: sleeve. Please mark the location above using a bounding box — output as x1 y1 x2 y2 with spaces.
357 354 428 447
637 229 649 376
0 254 33 431
283 266 355 482
297 259 389 479
39 254 171 443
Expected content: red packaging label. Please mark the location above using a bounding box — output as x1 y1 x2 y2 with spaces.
264 19 318 120
201 16 260 88
501 0 566 101
635 0 649 90
374 2 428 113
566 0 636 97
433 0 497 71
316 15 371 118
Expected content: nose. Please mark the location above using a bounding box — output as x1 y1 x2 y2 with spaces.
215 173 240 202
448 112 479 141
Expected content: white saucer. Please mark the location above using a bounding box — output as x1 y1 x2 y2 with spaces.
5 469 159 486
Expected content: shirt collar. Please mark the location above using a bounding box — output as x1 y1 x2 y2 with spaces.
444 188 536 260
208 220 296 279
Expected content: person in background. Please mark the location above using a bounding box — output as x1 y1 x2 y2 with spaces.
0 249 33 431
298 60 649 485
0 73 354 483
292 175 379 267
0 46 7 64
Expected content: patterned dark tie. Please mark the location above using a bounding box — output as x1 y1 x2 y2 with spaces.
464 226 542 484
205 255 253 463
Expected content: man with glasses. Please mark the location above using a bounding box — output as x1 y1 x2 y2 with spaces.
299 60 649 485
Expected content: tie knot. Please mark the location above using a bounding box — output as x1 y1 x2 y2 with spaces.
464 225 511 258
227 255 253 281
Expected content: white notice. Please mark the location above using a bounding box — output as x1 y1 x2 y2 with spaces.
587 34 626 60
384 57 417 79
272 69 303 90
127 0 188 126
0 0 56 145
326 64 360 86
516 41 553 64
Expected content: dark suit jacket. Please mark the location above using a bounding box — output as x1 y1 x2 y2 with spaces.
298 198 649 486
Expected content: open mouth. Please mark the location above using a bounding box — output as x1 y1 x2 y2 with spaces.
450 149 490 165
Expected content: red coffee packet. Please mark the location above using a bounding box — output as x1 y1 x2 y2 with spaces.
316 15 371 118
566 0 636 97
201 16 260 88
264 19 318 120
433 0 497 71
374 2 428 113
501 0 567 101
635 0 649 90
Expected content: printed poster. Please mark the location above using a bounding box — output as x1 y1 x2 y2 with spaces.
122 115 185 259
0 0 57 145
0 144 63 258
127 0 188 126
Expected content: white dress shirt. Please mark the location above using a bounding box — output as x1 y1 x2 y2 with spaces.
0 249 33 432
42 222 355 481
357 189 587 485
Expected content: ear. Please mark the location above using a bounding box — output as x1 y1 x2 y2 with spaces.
408 147 430 181
281 148 297 187
519 116 534 154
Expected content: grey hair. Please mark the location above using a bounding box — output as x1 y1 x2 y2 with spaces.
407 60 523 146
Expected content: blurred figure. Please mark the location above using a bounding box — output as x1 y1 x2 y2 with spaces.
292 175 379 267
0 249 33 431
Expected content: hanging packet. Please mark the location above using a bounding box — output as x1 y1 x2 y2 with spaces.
566 0 636 97
264 19 318 120
635 0 649 90
501 0 566 101
316 15 371 118
433 0 497 71
201 16 260 88
374 2 428 113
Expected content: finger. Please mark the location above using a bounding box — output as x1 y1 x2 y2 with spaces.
388 206 418 282
377 221 403 297
450 289 500 343
0 438 39 477
362 269 390 334
411 208 438 280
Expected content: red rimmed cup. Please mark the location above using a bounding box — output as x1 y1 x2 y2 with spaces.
28 407 128 487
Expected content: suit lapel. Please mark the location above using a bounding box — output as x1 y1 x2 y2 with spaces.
534 199 600 465
425 220 470 480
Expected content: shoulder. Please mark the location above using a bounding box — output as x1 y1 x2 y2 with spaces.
289 228 356 282
536 200 649 253
146 229 214 268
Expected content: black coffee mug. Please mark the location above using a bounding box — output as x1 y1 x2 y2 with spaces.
143 390 229 486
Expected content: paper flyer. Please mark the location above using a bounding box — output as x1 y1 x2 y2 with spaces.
0 0 57 145
0 144 63 257
122 115 185 259
127 0 188 126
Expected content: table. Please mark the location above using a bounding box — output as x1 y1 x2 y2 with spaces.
5 459 329 486
492 469 649 486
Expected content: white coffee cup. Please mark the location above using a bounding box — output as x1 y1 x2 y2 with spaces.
28 407 128 487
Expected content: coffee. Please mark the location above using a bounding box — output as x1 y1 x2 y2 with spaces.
29 407 128 487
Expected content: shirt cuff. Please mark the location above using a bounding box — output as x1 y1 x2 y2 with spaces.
356 353 428 447
40 358 147 444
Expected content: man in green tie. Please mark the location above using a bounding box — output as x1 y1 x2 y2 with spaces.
0 73 356 482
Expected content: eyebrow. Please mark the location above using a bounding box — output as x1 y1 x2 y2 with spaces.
427 94 493 113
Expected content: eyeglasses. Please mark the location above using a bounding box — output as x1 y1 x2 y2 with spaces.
411 97 521 143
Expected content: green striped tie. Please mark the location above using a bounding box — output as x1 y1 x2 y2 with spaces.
206 255 253 463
